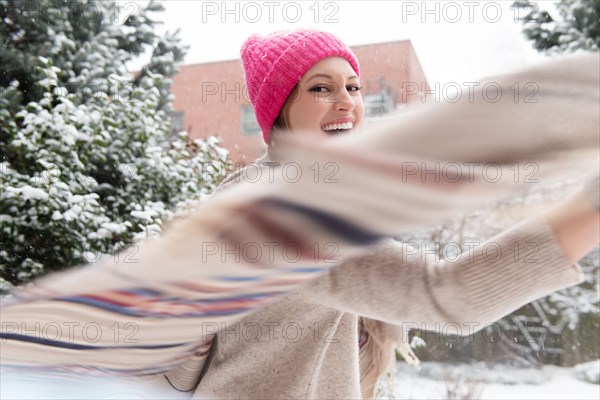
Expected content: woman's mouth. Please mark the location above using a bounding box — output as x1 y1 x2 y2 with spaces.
322 121 354 134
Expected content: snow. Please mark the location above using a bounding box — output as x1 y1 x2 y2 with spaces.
2 362 598 399
100 222 129 234
390 361 600 400
576 360 600 384
7 185 49 201
131 210 158 221
0 372 188 400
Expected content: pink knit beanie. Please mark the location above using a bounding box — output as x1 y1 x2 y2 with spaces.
240 29 360 143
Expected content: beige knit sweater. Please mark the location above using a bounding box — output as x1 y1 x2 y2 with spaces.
149 158 583 400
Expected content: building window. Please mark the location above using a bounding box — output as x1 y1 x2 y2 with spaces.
241 105 261 135
172 111 184 132
364 91 394 119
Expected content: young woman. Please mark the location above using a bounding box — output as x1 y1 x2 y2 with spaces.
153 29 598 399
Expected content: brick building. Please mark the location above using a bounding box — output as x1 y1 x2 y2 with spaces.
171 40 429 164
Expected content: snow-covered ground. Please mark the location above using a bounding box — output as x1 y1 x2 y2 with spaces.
2 361 598 399
390 361 600 400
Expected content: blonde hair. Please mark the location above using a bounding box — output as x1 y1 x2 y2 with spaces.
358 318 398 399
269 86 297 143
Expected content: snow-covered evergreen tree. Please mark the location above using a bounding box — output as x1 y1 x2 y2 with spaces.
513 0 600 53
0 0 230 289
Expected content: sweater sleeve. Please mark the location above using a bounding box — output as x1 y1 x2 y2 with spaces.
301 216 584 333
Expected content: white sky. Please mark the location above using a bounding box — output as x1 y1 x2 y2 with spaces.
129 0 556 86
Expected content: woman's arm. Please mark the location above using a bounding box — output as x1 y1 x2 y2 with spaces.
303 181 599 333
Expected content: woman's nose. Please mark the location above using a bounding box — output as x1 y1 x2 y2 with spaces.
332 86 355 111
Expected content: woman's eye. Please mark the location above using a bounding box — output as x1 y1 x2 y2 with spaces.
347 85 362 92
309 85 330 93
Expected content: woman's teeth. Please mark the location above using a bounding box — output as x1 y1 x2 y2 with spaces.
322 122 354 131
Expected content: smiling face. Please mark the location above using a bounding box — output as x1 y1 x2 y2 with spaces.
280 57 364 137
